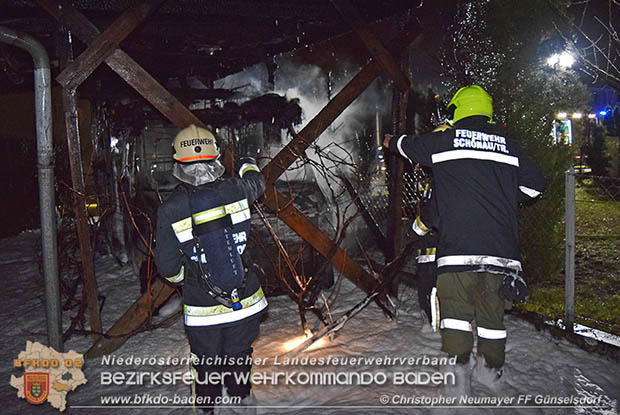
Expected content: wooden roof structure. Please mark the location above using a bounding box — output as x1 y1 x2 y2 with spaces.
0 0 453 355
1 0 444 95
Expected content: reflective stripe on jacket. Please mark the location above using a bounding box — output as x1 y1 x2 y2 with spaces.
184 288 268 326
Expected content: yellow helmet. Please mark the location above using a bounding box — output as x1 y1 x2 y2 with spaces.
172 124 219 163
447 85 493 124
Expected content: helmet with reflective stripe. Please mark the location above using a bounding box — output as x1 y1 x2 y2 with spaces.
447 85 493 124
173 124 219 163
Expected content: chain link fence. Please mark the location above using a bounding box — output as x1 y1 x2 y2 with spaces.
358 170 428 230
572 173 620 335
518 169 620 337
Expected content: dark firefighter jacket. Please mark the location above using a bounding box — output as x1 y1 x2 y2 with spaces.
391 116 546 277
154 161 268 327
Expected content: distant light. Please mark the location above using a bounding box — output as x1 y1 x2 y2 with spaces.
572 112 582 119
588 114 596 119
558 52 575 68
557 112 568 119
547 51 575 68
599 110 608 116
547 55 558 66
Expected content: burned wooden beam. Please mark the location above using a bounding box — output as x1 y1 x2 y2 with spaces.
38 0 205 129
61 87 103 340
56 0 166 90
386 91 408 295
261 23 422 185
86 278 175 358
330 0 410 92
104 49 207 127
386 45 410 294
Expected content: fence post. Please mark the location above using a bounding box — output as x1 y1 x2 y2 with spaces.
565 167 575 332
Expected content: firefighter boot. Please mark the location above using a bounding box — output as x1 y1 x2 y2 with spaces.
472 355 505 392
440 353 473 398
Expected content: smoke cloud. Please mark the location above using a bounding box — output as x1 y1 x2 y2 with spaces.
215 57 391 238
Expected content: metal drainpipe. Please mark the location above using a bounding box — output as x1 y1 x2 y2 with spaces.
0 26 62 351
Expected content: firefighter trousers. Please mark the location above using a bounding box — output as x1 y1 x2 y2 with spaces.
437 272 506 368
185 317 260 411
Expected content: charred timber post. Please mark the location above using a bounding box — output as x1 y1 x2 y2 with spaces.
329 0 410 92
38 0 205 129
61 87 103 340
56 0 167 90
386 38 410 294
261 24 422 185
386 89 408 295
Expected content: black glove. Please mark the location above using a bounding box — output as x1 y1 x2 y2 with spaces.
499 273 530 302
238 156 257 166
236 156 259 178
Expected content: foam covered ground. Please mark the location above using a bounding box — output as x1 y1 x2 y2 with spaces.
1 231 618 414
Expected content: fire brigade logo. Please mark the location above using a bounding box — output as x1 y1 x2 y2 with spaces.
11 341 87 411
24 373 49 405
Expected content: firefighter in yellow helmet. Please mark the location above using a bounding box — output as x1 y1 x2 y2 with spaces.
155 124 267 413
446 84 493 124
385 85 545 394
